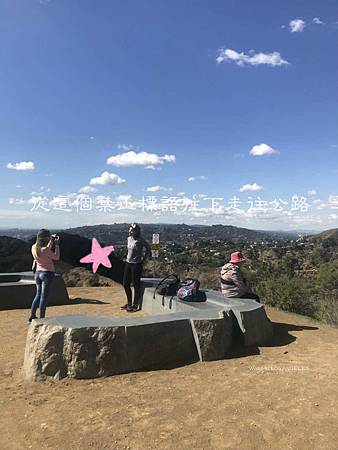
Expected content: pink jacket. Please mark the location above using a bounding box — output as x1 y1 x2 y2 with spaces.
220 262 252 298
32 240 60 272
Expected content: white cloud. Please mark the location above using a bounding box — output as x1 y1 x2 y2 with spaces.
7 161 35 171
146 186 173 192
216 48 289 67
196 194 208 198
147 186 161 192
177 191 185 196
8 197 27 205
289 19 306 33
307 189 317 196
249 143 279 156
79 186 98 193
115 194 133 202
90 171 126 186
16 185 23 188
188 176 208 182
314 195 338 210
145 165 162 170
107 151 176 168
239 183 263 192
312 17 325 25
327 195 338 209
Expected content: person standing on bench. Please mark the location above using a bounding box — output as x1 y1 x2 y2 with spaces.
28 229 60 323
220 251 260 303
121 223 152 312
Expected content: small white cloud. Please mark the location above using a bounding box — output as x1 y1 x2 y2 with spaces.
79 186 98 193
312 17 325 25
249 143 279 156
147 186 161 192
188 176 208 182
327 195 338 209
7 161 35 171
289 19 306 33
107 151 176 168
216 48 289 67
239 183 263 192
307 189 317 196
16 185 23 188
177 191 185 196
146 186 173 192
8 197 27 205
30 191 44 196
89 136 95 140
315 195 338 210
145 165 162 170
115 194 132 202
89 171 126 186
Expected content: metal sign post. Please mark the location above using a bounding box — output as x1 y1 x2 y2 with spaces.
151 233 160 277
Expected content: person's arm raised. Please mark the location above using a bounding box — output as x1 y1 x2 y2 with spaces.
46 237 60 261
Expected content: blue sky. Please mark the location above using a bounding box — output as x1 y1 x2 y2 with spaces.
0 0 337 231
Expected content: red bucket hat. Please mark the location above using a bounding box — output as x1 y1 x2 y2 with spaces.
230 251 246 263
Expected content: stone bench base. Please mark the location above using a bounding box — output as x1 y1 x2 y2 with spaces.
24 280 273 381
24 311 233 381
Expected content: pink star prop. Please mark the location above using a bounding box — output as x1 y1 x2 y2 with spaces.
80 238 114 273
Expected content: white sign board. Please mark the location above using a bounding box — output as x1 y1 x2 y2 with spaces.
152 233 160 244
151 233 160 258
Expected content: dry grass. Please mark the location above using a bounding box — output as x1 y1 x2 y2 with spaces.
1 286 338 450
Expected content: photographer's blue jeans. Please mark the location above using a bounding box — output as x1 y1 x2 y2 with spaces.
30 270 55 319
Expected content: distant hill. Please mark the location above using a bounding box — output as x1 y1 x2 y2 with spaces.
309 228 338 244
0 233 125 284
0 236 32 272
62 223 298 245
62 267 118 288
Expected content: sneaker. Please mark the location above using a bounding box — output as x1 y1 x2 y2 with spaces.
27 316 37 324
126 305 136 313
120 304 128 310
132 304 140 311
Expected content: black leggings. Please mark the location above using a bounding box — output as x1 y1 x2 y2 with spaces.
123 262 143 306
240 292 260 303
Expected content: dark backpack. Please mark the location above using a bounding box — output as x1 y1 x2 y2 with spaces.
153 274 180 299
177 278 201 301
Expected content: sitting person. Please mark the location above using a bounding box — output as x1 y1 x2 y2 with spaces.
220 251 260 302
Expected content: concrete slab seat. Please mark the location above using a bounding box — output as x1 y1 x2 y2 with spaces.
0 272 69 310
24 279 273 381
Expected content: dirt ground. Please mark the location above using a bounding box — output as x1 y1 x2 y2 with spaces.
1 286 337 450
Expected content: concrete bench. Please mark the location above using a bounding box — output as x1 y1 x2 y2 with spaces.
24 278 273 381
0 272 69 310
